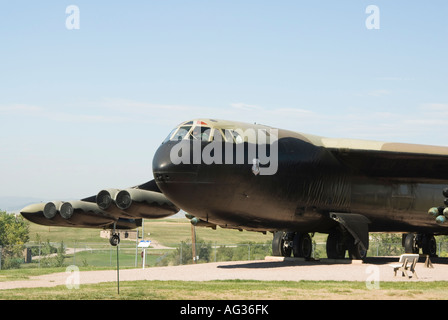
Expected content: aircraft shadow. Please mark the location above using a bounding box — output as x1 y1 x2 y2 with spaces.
217 256 448 269
217 261 309 269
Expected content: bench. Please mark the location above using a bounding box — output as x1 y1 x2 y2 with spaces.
389 254 419 279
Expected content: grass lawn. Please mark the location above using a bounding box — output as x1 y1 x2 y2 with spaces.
1 279 448 300
27 218 273 246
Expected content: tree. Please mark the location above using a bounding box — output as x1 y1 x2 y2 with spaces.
0 210 30 269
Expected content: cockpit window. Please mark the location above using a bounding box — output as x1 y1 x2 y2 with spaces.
163 120 274 144
162 128 178 143
172 126 192 141
232 131 243 143
164 125 214 142
189 126 211 141
223 129 243 143
211 128 225 141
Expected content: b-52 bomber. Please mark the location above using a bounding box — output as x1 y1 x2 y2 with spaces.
21 119 448 260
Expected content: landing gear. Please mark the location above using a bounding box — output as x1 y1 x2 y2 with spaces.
403 233 419 254
293 233 313 258
272 231 313 259
109 233 120 246
272 227 368 260
109 221 121 246
403 233 437 257
326 229 346 259
326 227 367 260
272 231 293 257
422 234 437 256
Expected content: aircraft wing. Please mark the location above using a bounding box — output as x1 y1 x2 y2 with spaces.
324 138 448 182
20 179 179 230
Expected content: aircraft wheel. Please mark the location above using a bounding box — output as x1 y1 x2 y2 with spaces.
348 241 367 260
404 233 419 254
422 234 437 256
293 233 312 259
272 231 292 257
109 233 120 246
326 229 346 259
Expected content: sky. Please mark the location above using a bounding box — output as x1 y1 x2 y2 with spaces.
0 1 447 201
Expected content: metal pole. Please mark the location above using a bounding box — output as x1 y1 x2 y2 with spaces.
135 229 139 267
180 242 182 265
191 223 197 264
116 244 120 295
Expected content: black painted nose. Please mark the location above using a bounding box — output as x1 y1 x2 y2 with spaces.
152 141 174 182
152 141 201 209
152 140 199 183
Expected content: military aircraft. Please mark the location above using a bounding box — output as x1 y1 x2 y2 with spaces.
21 119 448 259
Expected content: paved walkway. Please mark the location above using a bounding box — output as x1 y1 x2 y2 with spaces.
1 256 447 290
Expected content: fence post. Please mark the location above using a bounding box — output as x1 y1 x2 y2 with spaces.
180 242 182 265
38 242 41 268
73 241 76 266
0 246 2 270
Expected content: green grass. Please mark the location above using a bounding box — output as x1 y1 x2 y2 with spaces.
1 280 448 300
28 218 273 246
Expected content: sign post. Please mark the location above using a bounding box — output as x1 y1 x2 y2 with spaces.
138 240 151 269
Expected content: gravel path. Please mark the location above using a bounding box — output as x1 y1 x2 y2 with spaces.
1 256 447 290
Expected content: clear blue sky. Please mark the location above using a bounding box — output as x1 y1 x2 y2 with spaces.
0 1 447 200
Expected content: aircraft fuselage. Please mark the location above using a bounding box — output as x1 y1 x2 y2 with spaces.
152 122 448 236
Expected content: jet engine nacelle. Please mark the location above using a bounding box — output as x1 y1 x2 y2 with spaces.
96 189 124 218
21 201 140 229
96 188 179 219
114 189 179 219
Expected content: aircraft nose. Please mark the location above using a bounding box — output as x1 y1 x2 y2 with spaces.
152 142 174 181
152 140 199 185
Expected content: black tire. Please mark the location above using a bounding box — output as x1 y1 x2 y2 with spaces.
293 233 313 259
272 232 282 256
348 241 367 260
272 231 292 257
109 234 120 246
326 229 346 259
404 233 419 254
422 234 437 256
